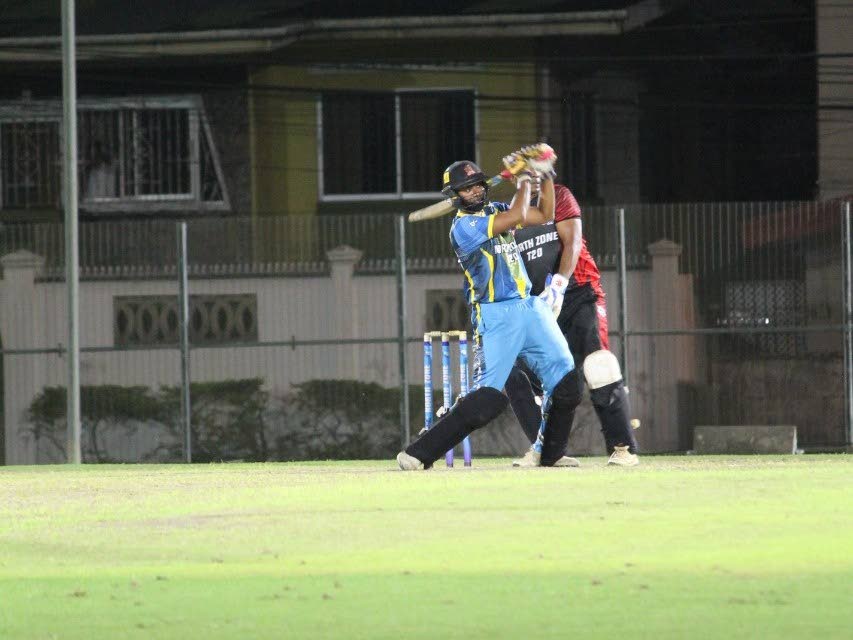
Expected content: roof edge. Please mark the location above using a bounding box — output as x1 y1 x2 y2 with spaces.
0 10 631 62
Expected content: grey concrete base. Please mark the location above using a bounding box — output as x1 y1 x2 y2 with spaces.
469 397 609 457
693 425 798 454
469 404 530 456
566 401 608 456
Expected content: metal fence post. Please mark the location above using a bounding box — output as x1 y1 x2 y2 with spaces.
177 221 192 463
62 0 81 464
843 201 853 447
395 214 411 448
616 207 630 386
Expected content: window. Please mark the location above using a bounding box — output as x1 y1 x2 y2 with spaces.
0 96 229 212
80 108 193 201
560 91 598 200
320 89 475 199
321 93 396 195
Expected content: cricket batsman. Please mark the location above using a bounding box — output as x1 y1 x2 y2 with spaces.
397 146 583 469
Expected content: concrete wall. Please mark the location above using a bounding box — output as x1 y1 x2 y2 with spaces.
0 240 699 464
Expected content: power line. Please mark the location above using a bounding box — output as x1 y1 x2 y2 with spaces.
2 66 844 113
633 15 815 33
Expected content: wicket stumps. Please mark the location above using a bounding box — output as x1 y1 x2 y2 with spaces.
423 330 473 467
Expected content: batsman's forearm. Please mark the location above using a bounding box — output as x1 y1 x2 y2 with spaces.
493 181 531 234
520 179 556 227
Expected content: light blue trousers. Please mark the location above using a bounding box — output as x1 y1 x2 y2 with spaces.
471 296 574 396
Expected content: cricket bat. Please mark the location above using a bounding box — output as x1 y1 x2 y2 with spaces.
408 174 506 222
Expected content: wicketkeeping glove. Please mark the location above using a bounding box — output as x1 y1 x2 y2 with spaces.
538 273 568 318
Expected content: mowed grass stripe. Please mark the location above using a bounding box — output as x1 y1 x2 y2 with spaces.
1 455 851 639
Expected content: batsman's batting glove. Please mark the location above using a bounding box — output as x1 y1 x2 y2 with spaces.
525 170 543 196
502 152 528 177
538 273 568 318
519 143 558 175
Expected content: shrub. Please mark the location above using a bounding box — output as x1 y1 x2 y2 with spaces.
24 378 420 462
24 385 160 462
155 378 270 462
273 380 416 460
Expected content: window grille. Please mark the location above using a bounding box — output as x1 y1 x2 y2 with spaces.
721 280 806 356
320 89 475 199
0 96 228 212
0 120 61 208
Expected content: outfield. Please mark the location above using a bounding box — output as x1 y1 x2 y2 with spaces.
1 455 851 639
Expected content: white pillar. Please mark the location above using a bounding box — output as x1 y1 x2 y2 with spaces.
1 251 47 464
326 245 363 379
648 239 682 451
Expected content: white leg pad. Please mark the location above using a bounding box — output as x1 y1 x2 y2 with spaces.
583 349 622 389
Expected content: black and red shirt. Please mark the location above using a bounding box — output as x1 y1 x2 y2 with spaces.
513 184 604 299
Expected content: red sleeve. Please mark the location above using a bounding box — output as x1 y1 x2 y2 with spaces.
554 184 581 223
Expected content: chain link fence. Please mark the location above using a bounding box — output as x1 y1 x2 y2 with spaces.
1 199 850 464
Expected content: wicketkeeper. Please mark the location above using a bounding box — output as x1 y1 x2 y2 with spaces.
507 182 640 466
397 145 582 470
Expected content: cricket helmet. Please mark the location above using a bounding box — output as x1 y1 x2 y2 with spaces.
441 161 489 212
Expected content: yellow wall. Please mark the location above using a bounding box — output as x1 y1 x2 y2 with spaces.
249 64 538 217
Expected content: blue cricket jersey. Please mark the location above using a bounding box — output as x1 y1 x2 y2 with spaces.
449 202 532 306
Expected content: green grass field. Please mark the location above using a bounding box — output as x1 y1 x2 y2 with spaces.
1 455 851 639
